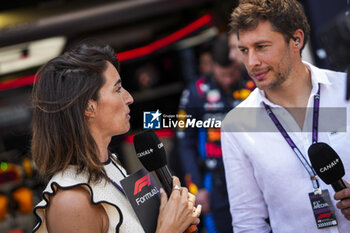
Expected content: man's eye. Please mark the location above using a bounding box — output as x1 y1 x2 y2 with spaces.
240 48 248 54
257 45 268 50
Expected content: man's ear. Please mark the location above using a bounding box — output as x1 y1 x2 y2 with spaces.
291 29 305 50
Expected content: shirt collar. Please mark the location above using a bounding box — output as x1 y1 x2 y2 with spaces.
256 61 331 107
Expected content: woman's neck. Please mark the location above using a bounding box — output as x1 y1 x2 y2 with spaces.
91 133 111 163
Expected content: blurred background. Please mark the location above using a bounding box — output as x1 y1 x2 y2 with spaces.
0 0 348 232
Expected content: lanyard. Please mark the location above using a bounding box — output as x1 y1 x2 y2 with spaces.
263 84 321 193
105 159 126 196
107 176 126 196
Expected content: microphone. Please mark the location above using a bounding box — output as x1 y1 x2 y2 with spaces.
133 130 172 195
308 142 346 192
133 130 198 233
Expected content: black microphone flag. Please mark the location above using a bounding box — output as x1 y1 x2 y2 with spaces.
120 168 161 233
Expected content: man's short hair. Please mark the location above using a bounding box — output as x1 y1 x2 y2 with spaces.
230 0 310 53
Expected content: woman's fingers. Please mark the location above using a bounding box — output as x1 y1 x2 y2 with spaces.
159 188 168 213
188 193 196 204
193 204 202 218
170 176 201 224
172 176 181 187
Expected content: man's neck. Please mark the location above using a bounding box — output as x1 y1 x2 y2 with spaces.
264 62 312 129
264 62 312 108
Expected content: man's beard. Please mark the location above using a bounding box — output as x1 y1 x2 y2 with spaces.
253 51 293 91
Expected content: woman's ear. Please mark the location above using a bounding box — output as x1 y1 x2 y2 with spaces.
85 100 96 118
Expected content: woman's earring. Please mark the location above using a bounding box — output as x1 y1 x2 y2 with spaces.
86 103 94 123
87 104 93 111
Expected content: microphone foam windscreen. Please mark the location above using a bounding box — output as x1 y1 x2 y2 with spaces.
308 142 345 184
133 130 167 171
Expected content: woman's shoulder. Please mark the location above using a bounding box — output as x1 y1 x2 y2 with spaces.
45 166 107 190
49 185 91 207
46 186 109 233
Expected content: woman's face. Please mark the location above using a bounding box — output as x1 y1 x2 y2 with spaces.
89 61 133 138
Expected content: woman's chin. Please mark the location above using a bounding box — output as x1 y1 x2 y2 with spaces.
112 126 130 137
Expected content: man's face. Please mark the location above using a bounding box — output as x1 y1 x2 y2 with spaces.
213 61 241 93
238 21 294 90
199 52 214 75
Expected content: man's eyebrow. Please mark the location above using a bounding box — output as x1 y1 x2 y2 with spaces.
254 40 271 45
114 79 122 86
238 40 272 48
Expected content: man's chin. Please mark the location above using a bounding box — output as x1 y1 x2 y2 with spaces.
254 81 271 91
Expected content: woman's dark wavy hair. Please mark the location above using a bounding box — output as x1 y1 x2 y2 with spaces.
31 43 119 183
230 0 310 54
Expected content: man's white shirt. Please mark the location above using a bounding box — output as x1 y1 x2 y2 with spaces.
221 62 350 233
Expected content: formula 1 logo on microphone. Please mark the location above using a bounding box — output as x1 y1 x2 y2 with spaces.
134 174 151 195
143 110 161 129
